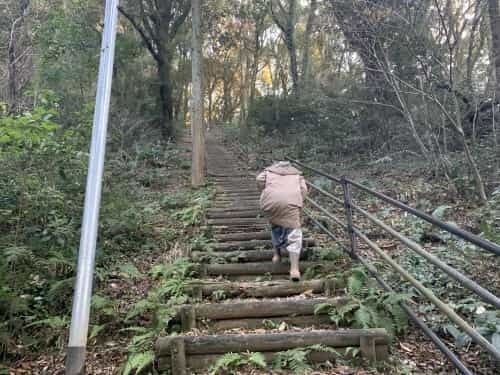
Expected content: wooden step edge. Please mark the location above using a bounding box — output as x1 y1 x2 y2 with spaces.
183 278 340 299
156 329 391 372
207 218 268 226
209 238 316 252
204 314 333 332
207 211 262 219
200 261 336 276
192 246 320 263
214 231 271 241
158 347 386 372
177 297 348 324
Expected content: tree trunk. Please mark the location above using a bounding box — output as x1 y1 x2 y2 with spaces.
301 0 317 92
222 63 232 121
191 0 205 187
239 35 249 140
286 33 299 97
8 24 18 112
249 25 262 109
488 0 500 101
158 58 174 139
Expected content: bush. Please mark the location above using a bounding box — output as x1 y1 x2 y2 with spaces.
246 94 366 160
0 96 166 358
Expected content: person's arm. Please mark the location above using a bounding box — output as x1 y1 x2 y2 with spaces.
256 171 267 191
299 175 308 199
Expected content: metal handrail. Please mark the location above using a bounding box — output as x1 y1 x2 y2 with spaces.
354 228 500 361
304 210 474 375
305 197 347 230
306 181 344 205
351 203 500 308
346 178 500 256
287 157 342 183
290 158 500 370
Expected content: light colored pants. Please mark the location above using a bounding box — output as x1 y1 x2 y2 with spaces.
271 225 303 254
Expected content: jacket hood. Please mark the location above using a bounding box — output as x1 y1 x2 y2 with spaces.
266 161 302 175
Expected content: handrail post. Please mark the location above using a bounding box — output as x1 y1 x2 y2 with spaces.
341 176 357 255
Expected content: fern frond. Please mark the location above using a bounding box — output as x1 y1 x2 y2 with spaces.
123 351 154 375
313 302 333 315
247 351 267 369
209 352 243 374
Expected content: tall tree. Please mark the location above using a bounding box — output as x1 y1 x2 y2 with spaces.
7 0 30 112
269 0 299 96
119 0 191 139
191 0 205 187
301 0 318 91
488 0 500 101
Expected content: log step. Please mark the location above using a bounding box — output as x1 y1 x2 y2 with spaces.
216 189 260 194
180 297 345 322
156 329 390 372
207 210 262 219
158 349 363 372
214 231 271 242
202 261 335 277
207 218 268 226
205 314 332 331
178 297 348 331
210 238 315 251
184 279 337 299
192 249 313 263
211 206 261 211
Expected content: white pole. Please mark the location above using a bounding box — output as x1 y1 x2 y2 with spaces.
65 1 119 374
191 0 205 187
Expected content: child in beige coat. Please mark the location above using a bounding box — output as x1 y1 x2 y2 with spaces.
256 161 308 281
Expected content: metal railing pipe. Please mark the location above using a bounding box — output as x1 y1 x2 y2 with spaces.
354 228 500 361
306 206 474 375
287 157 342 183
305 197 347 230
353 254 474 375
306 181 344 205
346 178 500 256
352 203 500 308
303 209 351 254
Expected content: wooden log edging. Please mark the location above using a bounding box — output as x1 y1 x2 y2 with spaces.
184 279 339 299
202 261 336 276
214 231 271 242
156 329 390 370
158 348 386 371
204 314 333 331
207 210 262 219
178 297 347 327
207 218 267 226
192 249 314 263
209 238 315 251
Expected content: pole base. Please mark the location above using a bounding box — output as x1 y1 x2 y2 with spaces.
65 346 86 375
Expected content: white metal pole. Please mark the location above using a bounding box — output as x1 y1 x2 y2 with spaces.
65 1 119 374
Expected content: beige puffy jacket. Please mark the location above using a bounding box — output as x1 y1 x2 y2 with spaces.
256 162 308 229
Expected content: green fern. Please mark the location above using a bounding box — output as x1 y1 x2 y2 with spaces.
4 246 34 268
123 350 155 375
247 351 267 369
273 348 310 374
209 351 267 374
118 263 143 281
209 352 244 374
319 265 411 336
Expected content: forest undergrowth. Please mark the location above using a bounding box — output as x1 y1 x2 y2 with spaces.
0 97 215 374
